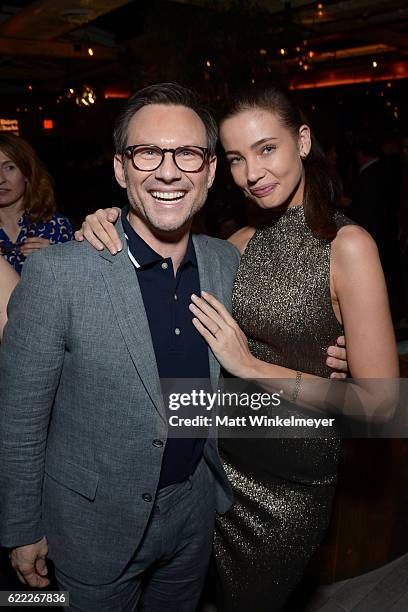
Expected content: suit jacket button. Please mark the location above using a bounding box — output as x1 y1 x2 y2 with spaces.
152 439 163 447
142 493 153 502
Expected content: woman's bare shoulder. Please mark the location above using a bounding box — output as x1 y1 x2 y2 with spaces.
332 223 378 260
228 226 257 255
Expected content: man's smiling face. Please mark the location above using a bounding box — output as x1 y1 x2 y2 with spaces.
114 104 216 237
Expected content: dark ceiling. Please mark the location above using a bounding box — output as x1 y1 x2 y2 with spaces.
0 0 407 103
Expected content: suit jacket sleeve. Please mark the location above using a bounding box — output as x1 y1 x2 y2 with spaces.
0 252 65 548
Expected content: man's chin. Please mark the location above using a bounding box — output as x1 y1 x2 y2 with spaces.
146 221 191 241
148 214 193 235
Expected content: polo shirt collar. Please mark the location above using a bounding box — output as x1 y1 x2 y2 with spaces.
121 206 197 269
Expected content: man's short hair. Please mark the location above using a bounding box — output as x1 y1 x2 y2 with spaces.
113 82 218 156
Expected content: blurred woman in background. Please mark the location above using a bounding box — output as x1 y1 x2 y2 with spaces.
0 134 73 274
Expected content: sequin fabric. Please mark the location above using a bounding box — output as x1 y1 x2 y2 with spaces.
233 205 348 378
215 206 353 611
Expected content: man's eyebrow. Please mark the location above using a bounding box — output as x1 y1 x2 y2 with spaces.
225 137 279 155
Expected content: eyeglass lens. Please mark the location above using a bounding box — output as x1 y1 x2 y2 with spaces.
131 146 206 172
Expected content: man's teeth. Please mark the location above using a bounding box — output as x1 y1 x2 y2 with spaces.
151 191 185 201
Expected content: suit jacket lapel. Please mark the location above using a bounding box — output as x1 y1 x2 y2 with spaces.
193 234 222 389
99 225 166 423
98 227 225 413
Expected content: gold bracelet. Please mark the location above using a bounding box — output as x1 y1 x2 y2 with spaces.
291 371 302 403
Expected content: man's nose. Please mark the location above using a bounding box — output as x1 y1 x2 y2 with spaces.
154 151 182 182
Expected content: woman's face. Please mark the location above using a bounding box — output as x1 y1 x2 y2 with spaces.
0 149 26 210
220 108 311 210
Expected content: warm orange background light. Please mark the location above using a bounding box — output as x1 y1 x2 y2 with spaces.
104 88 131 99
43 119 54 129
290 61 408 90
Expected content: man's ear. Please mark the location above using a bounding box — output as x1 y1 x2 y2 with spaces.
114 155 126 189
207 155 217 189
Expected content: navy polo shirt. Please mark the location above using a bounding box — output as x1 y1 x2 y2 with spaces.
121 208 210 488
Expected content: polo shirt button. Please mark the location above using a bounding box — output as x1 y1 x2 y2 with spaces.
152 439 163 447
175 327 181 335
161 262 168 270
174 294 178 300
142 493 153 502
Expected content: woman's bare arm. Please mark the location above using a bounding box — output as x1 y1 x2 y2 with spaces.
331 224 398 379
0 258 19 340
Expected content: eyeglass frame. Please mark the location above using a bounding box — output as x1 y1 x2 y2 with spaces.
123 144 211 173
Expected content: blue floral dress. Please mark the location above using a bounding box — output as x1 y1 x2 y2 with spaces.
0 212 73 274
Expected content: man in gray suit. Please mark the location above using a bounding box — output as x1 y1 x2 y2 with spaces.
0 83 240 611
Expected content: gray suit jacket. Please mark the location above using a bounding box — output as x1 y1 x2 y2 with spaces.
0 220 240 584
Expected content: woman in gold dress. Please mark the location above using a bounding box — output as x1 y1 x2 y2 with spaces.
188 86 398 611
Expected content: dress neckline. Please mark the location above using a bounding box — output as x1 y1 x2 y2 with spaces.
256 204 306 233
272 203 304 218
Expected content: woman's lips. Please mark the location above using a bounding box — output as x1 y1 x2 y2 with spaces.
249 183 278 197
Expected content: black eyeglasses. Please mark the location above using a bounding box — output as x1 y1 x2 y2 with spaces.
124 145 210 173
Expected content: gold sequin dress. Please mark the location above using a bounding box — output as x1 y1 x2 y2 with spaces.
214 205 351 611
